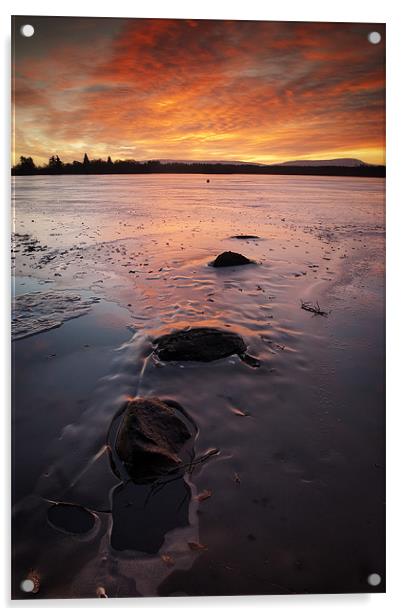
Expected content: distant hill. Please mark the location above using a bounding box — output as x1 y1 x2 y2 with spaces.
146 157 372 168
12 156 385 177
277 158 370 167
151 159 262 166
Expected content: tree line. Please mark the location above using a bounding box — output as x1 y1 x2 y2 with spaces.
12 153 386 178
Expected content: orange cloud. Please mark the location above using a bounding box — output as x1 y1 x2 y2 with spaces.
12 17 385 165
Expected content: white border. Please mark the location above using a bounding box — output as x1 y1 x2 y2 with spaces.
1 1 402 614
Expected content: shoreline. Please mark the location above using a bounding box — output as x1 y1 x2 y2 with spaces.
12 167 386 179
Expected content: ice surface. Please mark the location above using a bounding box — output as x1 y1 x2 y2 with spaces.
11 174 385 597
12 290 99 340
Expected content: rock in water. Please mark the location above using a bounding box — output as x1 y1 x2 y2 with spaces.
231 234 260 240
210 251 254 267
154 327 247 362
116 398 192 482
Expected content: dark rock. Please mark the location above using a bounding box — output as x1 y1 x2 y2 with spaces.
210 251 254 267
116 397 192 482
231 235 260 240
154 327 247 362
47 503 96 534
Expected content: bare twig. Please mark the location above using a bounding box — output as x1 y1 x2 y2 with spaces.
300 300 329 317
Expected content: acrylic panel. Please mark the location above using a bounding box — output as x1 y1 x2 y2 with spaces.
11 16 385 599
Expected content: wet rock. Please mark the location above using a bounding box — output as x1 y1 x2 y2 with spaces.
116 397 192 482
154 327 247 362
210 251 254 267
47 503 96 534
231 235 260 240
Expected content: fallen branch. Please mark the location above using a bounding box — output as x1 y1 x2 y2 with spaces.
300 299 329 317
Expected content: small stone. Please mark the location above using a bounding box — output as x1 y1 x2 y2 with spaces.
231 235 260 240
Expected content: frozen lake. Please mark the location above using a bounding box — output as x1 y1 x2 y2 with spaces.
12 174 385 597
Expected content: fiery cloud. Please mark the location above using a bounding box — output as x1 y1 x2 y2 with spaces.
12 17 385 165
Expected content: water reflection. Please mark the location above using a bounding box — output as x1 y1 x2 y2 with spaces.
111 477 191 554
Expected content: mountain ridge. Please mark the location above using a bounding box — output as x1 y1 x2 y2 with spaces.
277 158 370 167
143 157 374 167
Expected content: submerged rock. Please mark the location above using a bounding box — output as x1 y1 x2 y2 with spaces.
47 503 96 535
116 397 192 482
154 327 247 362
210 251 254 267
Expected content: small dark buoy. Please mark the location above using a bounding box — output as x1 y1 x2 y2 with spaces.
206 179 210 183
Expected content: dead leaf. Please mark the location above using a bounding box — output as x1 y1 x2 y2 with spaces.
195 489 212 502
161 554 175 567
188 541 207 551
230 407 249 416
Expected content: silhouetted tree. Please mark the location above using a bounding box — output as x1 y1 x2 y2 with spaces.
48 155 63 171
17 156 36 172
10 153 386 179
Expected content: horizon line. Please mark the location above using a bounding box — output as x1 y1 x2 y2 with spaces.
12 154 386 168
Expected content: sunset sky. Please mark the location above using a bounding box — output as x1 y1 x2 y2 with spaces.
12 17 385 166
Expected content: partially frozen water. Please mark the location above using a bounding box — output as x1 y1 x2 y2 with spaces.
12 290 100 340
12 174 385 598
